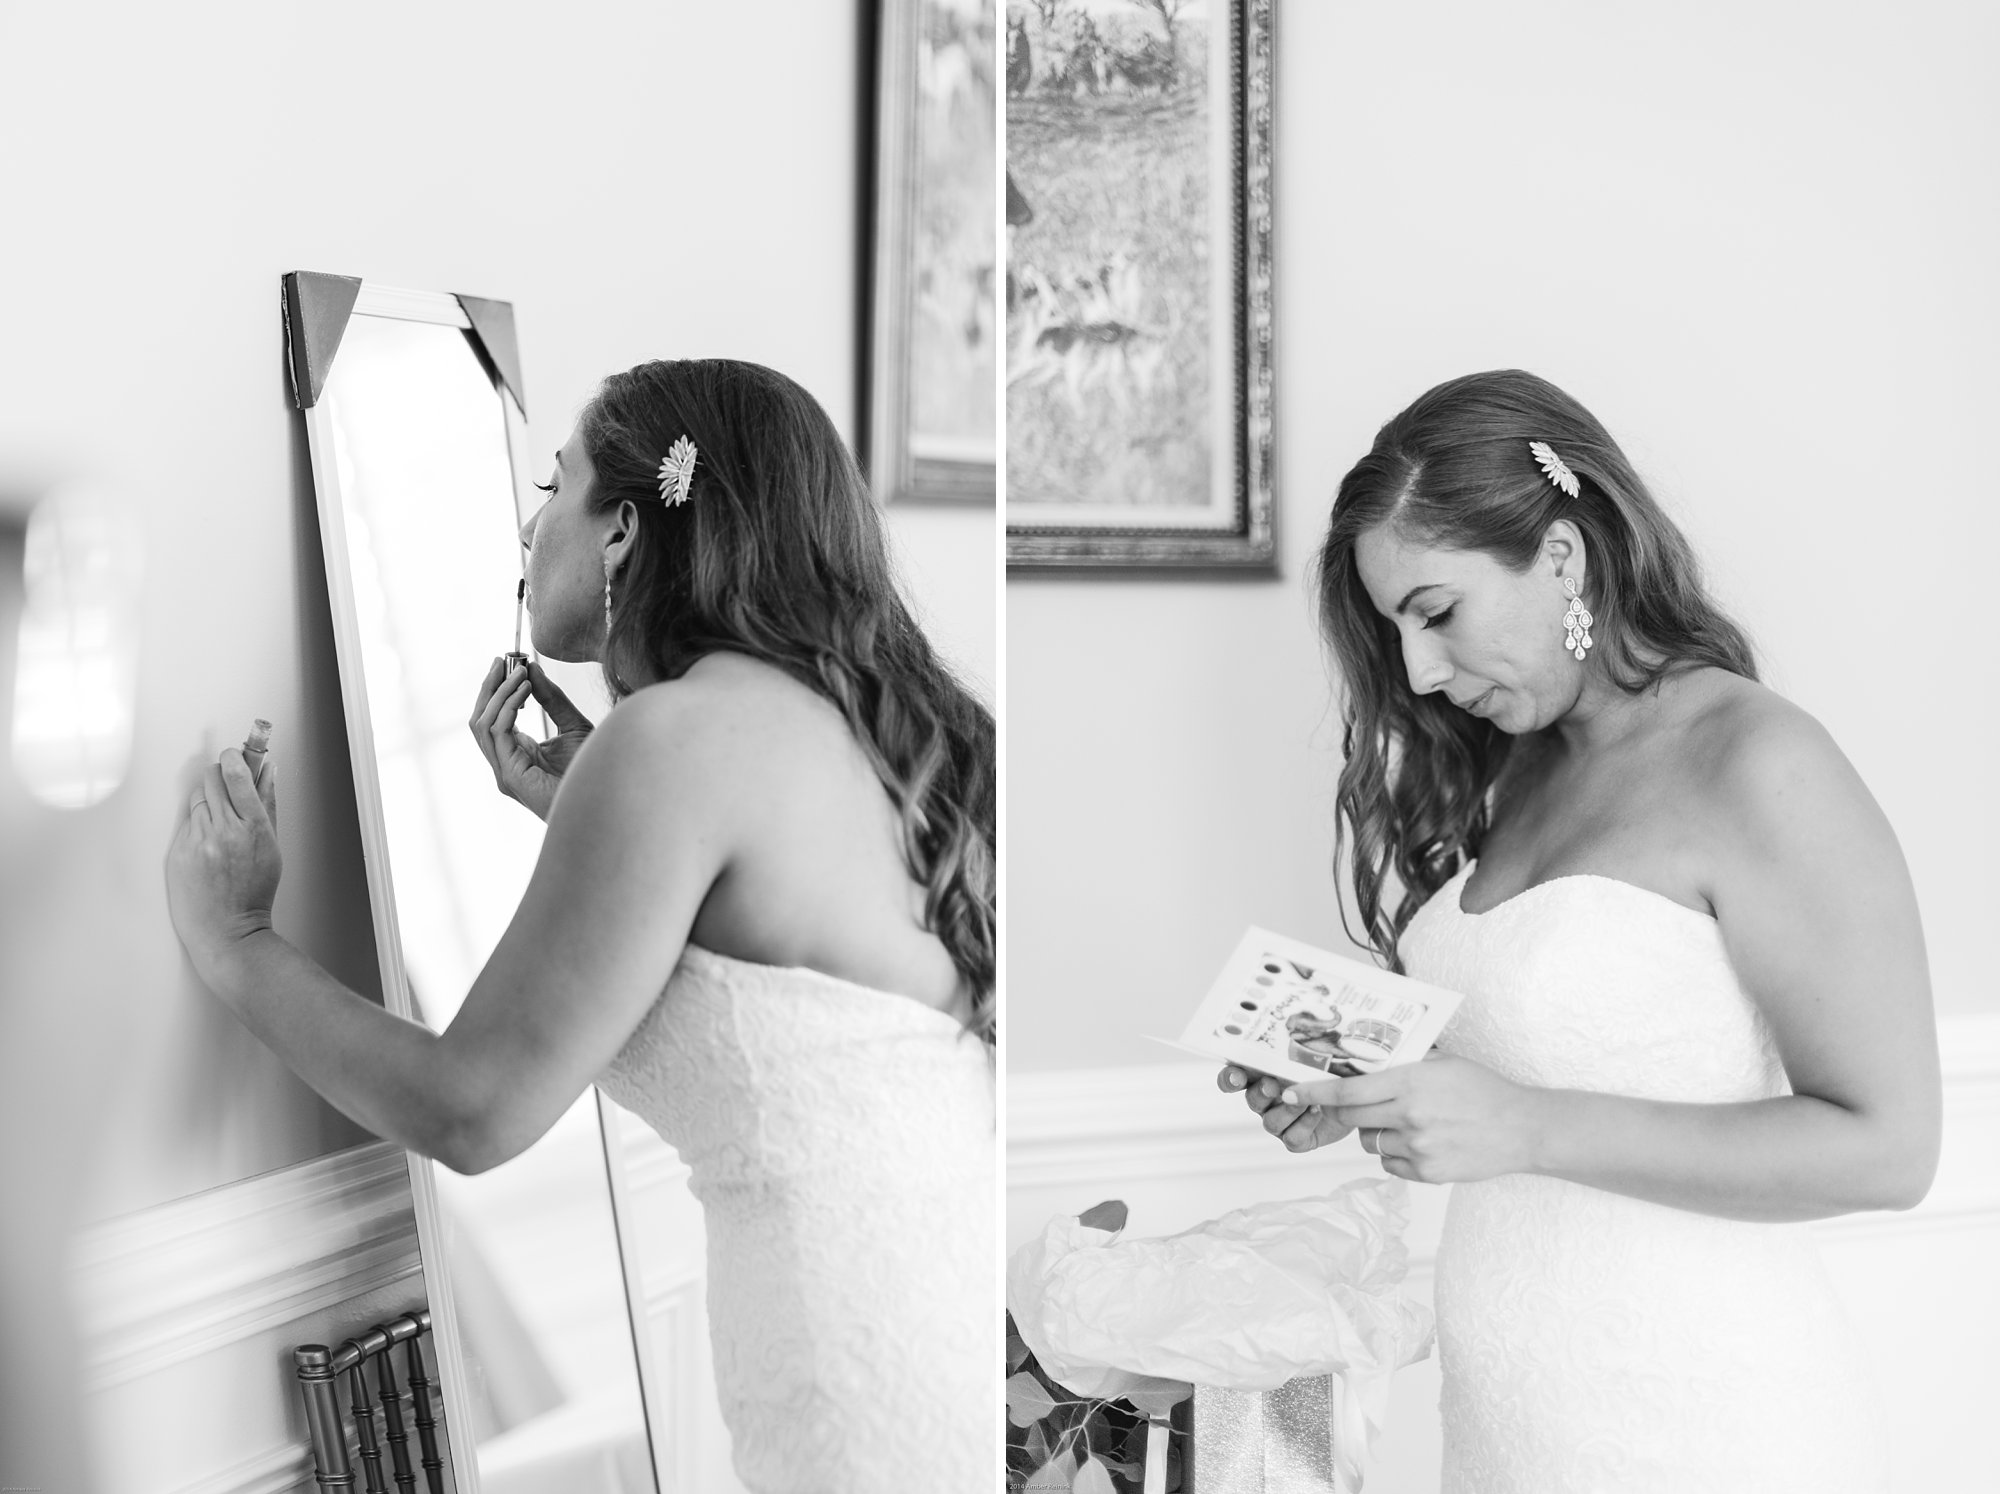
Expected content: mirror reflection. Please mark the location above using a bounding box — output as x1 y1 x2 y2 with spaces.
318 312 655 1492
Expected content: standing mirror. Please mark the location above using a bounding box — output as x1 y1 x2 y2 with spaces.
283 274 664 1493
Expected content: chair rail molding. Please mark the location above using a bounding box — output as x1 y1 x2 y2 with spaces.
69 1140 429 1494
1007 1011 2000 1253
72 1140 422 1391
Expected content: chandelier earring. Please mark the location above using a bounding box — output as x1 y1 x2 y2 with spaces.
604 561 616 637
1562 576 1594 661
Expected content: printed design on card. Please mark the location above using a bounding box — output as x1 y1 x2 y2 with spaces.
1157 927 1465 1085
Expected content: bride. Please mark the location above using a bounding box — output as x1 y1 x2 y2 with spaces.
1224 369 1936 1493
165 358 995 1492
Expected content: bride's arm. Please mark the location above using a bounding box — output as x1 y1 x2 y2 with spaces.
1540 706 1939 1219
1288 706 1941 1223
170 688 731 1174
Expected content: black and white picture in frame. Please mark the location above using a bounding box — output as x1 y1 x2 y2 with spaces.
868 0 998 504
1005 0 1274 569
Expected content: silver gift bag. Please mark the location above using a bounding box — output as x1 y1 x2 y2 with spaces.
1185 1376 1341 1494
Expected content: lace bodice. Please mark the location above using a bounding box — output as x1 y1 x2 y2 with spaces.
1403 862 1887 1494
1413 866 1788 1102
597 946 994 1494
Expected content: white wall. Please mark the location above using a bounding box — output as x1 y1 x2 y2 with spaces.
1007 0 2000 1073
890 503 998 703
0 0 991 1230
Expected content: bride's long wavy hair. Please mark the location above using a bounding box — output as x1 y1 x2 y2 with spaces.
579 359 995 1041
1314 369 1757 971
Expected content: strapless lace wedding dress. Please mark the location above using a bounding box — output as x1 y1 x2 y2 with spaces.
1401 862 1888 1494
597 945 995 1493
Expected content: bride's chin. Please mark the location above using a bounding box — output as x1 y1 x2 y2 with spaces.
527 630 590 666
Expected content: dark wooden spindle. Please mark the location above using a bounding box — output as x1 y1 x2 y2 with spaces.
404 1330 446 1494
346 1359 387 1494
372 1331 418 1492
293 1345 355 1492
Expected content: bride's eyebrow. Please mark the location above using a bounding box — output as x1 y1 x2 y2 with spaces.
1393 583 1445 615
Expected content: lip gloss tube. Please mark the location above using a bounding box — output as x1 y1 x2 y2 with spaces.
503 578 529 674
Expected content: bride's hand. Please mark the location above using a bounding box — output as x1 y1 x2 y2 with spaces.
164 746 281 987
470 658 594 821
1282 1054 1547 1184
1219 1066 1355 1153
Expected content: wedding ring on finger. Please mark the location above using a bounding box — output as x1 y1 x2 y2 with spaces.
1360 1128 1383 1156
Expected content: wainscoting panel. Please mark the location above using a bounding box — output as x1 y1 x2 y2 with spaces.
1008 1013 2000 1494
70 1140 431 1494
69 1110 750 1494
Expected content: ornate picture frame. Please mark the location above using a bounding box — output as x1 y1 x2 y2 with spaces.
867 0 999 504
1005 0 1275 569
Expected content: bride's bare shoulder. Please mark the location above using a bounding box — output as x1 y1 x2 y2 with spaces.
1676 670 1832 769
1674 670 1887 853
609 653 853 774
546 656 857 857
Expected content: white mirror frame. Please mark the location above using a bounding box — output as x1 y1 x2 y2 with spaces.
297 280 665 1492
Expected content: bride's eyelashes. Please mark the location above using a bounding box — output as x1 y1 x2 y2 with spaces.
533 479 556 495
1423 605 1457 631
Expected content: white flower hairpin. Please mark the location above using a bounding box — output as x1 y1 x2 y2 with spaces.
1528 440 1580 498
656 436 699 507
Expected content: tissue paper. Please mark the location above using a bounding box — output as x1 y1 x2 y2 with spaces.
1007 1178 1435 1491
1009 1178 1432 1393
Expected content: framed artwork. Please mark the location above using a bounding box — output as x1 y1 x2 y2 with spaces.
1005 0 1275 569
868 0 998 504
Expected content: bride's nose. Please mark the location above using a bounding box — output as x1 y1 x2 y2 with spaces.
518 510 538 549
1401 632 1452 696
